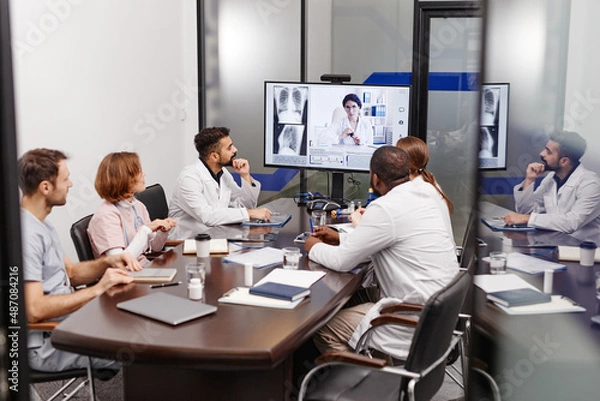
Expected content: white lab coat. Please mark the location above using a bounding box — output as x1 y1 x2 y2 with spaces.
168 159 261 239
309 180 459 359
514 164 600 239
320 115 373 145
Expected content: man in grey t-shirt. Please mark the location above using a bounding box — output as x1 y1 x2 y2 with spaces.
19 148 141 372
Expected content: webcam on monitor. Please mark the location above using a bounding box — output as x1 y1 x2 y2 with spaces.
320 74 351 84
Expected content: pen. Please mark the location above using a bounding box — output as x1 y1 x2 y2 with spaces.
150 281 182 289
309 217 314 233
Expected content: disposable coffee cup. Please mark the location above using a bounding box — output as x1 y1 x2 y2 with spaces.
195 233 211 258
579 241 597 267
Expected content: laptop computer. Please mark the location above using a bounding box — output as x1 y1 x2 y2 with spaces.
117 292 217 326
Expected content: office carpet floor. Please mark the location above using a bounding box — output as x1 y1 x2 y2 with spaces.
30 363 465 401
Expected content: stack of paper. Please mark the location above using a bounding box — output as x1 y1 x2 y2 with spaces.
222 246 283 268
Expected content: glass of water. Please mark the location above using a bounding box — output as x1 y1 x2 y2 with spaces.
282 247 301 269
489 251 507 275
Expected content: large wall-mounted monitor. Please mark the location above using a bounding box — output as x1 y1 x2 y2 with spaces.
264 81 410 200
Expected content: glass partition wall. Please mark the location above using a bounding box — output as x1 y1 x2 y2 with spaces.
475 1 600 400
200 0 483 245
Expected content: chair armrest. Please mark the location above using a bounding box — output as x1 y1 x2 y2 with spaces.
29 321 59 331
370 313 419 328
316 351 387 368
165 240 184 247
380 303 423 314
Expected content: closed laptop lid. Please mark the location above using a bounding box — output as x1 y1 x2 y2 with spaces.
117 292 217 325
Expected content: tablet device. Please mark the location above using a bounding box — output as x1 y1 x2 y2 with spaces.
117 292 217 325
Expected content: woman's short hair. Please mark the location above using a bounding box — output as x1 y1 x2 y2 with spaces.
18 148 68 196
342 93 362 109
95 152 142 203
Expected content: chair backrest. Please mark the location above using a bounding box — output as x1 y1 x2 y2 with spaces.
134 183 169 221
70 214 94 262
402 271 472 400
458 206 479 274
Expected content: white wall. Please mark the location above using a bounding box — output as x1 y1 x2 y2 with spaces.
10 0 198 261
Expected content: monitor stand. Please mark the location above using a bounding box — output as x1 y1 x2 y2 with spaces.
330 172 345 206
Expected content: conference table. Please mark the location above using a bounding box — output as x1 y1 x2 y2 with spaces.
51 198 366 401
471 202 600 400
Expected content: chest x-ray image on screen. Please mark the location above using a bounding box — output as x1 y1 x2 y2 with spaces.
272 85 308 157
274 85 308 124
479 83 509 170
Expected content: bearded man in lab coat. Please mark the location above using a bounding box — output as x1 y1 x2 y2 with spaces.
504 130 600 239
305 146 459 359
169 127 272 239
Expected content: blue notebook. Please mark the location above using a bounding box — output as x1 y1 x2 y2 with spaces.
241 214 292 227
487 288 551 307
249 282 310 302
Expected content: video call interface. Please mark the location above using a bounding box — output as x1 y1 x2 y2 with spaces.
264 82 411 173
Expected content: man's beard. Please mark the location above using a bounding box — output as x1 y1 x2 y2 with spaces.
370 178 381 197
541 157 557 171
220 153 236 167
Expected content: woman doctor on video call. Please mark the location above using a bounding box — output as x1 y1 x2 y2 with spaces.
323 93 373 146
87 152 177 263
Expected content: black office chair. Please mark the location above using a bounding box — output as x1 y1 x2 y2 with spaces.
298 271 472 401
70 214 94 262
134 183 169 220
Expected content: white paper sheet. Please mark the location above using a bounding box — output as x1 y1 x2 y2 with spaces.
222 246 283 268
255 268 326 288
473 274 538 293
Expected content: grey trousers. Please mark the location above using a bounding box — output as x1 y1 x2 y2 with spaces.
29 336 119 373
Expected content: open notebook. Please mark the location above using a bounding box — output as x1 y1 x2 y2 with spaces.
183 239 229 255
